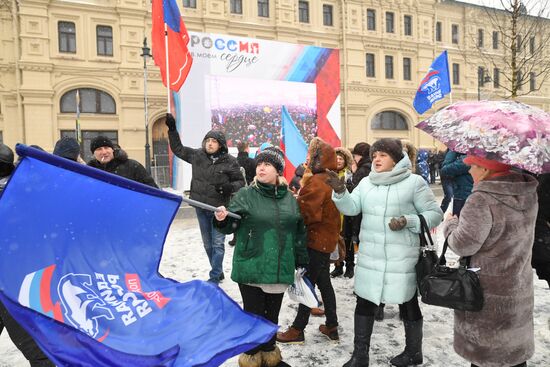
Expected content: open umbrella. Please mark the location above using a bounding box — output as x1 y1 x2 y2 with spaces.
416 100 550 173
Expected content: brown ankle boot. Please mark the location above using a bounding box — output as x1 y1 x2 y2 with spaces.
319 324 339 341
276 327 304 344
238 352 262 367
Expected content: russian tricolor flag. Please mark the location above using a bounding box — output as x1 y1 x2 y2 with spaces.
280 106 308 181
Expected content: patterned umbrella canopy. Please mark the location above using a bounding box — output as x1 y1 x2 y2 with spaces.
416 100 550 173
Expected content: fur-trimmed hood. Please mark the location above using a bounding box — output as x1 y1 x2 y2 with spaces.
307 137 337 174
335 147 353 172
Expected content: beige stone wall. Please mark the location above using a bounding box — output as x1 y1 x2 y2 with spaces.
1 0 549 163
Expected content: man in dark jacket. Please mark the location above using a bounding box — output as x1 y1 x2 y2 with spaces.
87 136 158 188
236 141 255 185
0 143 55 367
166 113 245 283
440 150 473 217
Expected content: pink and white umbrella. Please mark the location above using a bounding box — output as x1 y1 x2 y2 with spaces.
416 100 550 173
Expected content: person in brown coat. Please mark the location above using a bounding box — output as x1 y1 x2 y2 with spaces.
277 137 341 343
443 155 538 367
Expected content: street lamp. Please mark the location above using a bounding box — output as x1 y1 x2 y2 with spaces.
477 70 492 101
141 37 153 174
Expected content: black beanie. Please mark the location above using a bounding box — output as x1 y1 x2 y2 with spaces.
255 147 285 174
370 138 404 164
90 136 114 153
351 142 371 158
54 137 81 161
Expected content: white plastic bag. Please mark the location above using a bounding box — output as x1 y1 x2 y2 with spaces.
287 268 319 308
329 245 340 261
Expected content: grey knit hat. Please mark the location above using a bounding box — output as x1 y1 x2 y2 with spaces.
255 146 285 174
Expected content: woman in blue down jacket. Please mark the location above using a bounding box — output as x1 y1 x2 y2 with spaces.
326 138 442 367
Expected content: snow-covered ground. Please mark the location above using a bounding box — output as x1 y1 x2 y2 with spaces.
2 201 549 366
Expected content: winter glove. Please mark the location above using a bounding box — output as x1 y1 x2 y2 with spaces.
215 183 233 196
388 216 407 231
165 113 177 132
325 169 346 194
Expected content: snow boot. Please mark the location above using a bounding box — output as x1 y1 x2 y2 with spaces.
344 264 354 278
238 352 262 367
342 315 374 367
319 324 339 341
374 304 385 321
389 318 423 367
331 264 344 277
260 346 292 367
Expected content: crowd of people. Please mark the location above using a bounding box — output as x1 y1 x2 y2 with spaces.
211 105 317 147
0 111 548 367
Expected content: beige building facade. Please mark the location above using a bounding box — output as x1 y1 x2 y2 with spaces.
1 0 549 179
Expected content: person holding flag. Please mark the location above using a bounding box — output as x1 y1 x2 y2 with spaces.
413 50 451 115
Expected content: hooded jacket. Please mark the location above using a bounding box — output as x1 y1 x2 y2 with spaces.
440 150 473 200
298 138 340 253
443 173 538 367
333 154 443 304
168 129 244 206
88 149 158 188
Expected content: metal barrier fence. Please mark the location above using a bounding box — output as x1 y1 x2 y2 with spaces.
152 153 170 188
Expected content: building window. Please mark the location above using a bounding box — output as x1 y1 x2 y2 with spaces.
404 15 412 36
478 29 484 48
182 0 196 8
530 37 535 55
403 57 411 81
435 21 442 42
452 24 459 44
366 53 375 77
492 31 499 49
299 1 309 23
60 88 116 114
96 25 113 57
367 9 376 31
478 66 485 86
323 4 333 26
372 111 408 130
518 70 523 90
516 34 522 51
385 55 394 79
230 0 242 14
386 12 394 33
452 63 460 85
58 21 76 53
494 68 500 88
62 130 118 163
258 0 269 17
530 72 536 91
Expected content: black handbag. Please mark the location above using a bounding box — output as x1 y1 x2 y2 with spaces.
415 215 438 288
419 238 484 312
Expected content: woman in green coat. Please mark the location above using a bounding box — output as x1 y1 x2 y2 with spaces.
214 147 308 367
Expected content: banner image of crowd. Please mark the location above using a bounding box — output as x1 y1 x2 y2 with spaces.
172 32 341 190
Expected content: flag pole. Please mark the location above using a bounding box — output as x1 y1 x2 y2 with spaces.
164 23 171 113
75 89 81 145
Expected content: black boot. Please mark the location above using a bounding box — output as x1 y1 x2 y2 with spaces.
344 264 355 278
331 264 344 277
374 304 385 321
389 318 423 367
342 315 374 367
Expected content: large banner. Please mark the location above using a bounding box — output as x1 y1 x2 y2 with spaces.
172 32 341 190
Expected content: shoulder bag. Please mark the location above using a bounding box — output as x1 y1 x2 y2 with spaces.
415 215 439 288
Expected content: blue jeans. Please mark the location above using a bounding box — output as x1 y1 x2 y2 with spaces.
440 177 454 213
195 208 225 282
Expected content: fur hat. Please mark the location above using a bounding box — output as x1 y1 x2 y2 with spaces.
370 138 404 164
351 142 371 158
335 147 353 171
90 136 114 153
255 146 285 174
54 137 81 161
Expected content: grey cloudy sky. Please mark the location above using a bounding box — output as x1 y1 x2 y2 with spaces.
457 0 548 15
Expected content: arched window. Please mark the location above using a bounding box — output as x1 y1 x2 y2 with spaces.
371 111 408 130
60 88 116 114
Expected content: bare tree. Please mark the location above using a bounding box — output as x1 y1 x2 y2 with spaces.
470 0 550 98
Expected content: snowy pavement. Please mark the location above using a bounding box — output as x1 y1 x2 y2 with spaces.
1 197 550 366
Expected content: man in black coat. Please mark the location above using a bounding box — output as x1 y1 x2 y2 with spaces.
166 113 245 283
236 141 255 185
0 143 55 367
87 136 158 188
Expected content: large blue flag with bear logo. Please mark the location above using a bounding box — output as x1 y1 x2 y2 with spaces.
0 145 277 367
413 50 451 114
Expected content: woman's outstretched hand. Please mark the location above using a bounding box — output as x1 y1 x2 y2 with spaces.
325 169 346 194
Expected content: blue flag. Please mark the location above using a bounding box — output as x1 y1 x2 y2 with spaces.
280 106 308 181
413 50 451 114
0 145 277 367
